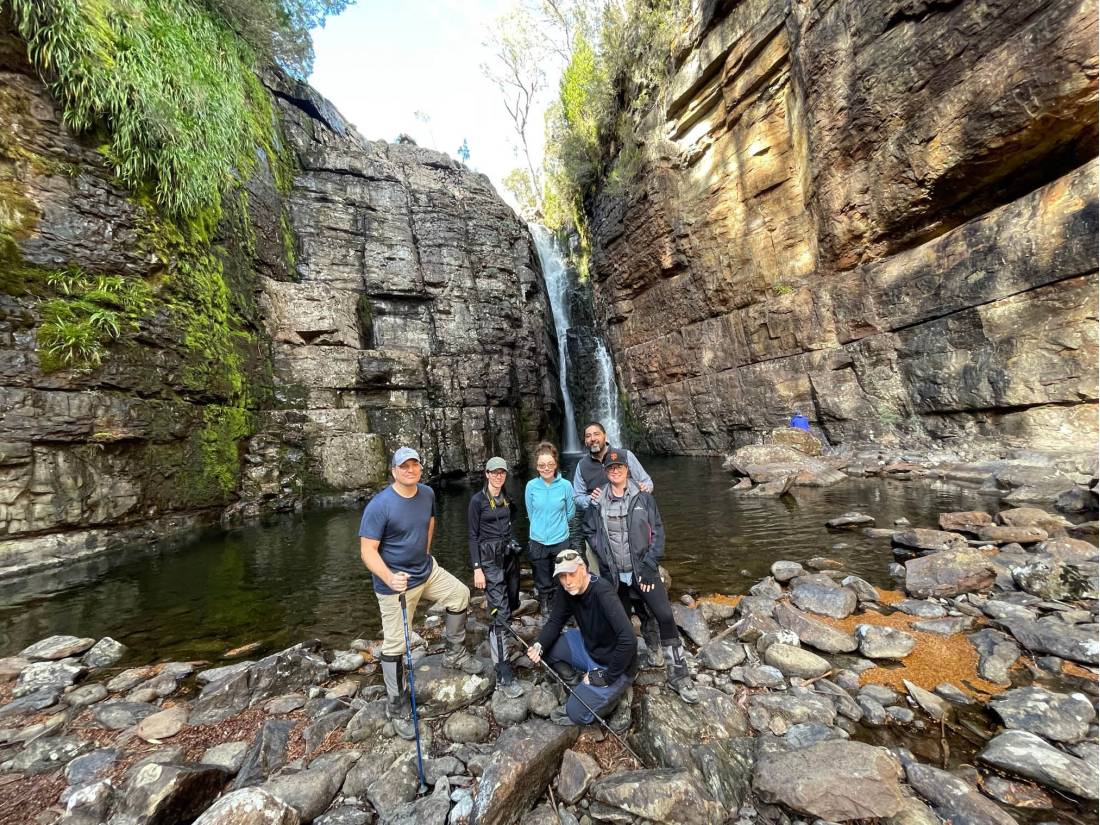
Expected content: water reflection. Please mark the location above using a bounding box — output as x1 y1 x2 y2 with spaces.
0 457 1000 665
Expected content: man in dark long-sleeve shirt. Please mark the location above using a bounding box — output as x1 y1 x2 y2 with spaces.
528 549 637 725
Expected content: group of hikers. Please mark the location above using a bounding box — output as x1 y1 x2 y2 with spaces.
357 422 697 741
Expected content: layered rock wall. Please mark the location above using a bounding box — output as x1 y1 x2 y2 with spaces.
0 25 557 576
590 0 1098 456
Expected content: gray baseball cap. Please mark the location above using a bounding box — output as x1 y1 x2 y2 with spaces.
391 446 422 467
485 456 508 472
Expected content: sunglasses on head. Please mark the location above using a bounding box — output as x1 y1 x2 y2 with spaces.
555 549 582 564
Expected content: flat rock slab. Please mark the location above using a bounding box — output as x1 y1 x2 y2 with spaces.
895 599 946 618
409 653 494 718
12 735 92 775
202 741 250 774
589 768 725 825
911 616 974 635
990 687 1096 743
775 603 858 653
753 740 905 820
904 549 996 599
906 761 1017 825
699 638 746 671
939 511 993 534
764 644 831 678
980 729 1099 799
893 529 968 554
92 701 160 730
790 579 857 619
826 512 875 528
20 635 96 661
555 749 600 805
470 719 578 825
631 686 749 772
193 787 300 824
1003 618 1099 665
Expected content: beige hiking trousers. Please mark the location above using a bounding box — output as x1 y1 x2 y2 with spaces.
376 559 470 657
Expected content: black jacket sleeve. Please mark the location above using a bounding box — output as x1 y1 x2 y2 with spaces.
582 501 610 576
597 583 638 681
642 493 665 566
467 494 483 569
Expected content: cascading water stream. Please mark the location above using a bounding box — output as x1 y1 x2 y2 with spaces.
530 224 581 453
594 340 623 446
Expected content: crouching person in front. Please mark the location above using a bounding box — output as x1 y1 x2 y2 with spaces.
526 549 637 728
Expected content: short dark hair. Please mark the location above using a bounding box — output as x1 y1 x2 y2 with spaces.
583 422 605 434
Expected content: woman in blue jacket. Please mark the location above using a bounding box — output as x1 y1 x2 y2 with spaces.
524 441 575 613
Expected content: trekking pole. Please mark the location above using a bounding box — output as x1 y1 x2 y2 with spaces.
490 609 646 767
399 594 430 795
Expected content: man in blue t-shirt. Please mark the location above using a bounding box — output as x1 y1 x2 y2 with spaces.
359 446 479 739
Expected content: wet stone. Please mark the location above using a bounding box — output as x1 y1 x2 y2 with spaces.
699 638 746 671
81 637 127 669
771 561 805 582
979 729 1099 800
857 696 888 726
905 761 1016 825
826 512 875 528
92 701 159 730
887 706 915 724
65 747 120 785
980 775 1053 810
790 578 857 619
903 680 948 721
910 617 974 636
989 687 1095 743
895 600 946 619
20 636 96 662
857 625 915 659
65 683 108 707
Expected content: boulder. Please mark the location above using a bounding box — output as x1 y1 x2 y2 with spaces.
107 666 157 692
1012 557 1098 600
470 719 579 825
1003 618 1099 665
409 653 494 718
490 687 529 727
892 529 968 554
588 768 725 825
856 626 916 659
1035 536 1099 562
753 741 906 820
826 512 875 528
443 711 490 743
671 604 711 646
938 511 993 534
775 603 858 653
11 735 92 775
555 749 600 804
771 561 805 582
82 637 127 669
193 787 300 825
763 644 831 678
968 629 1021 685
769 427 823 455
979 730 1098 799
191 642 329 724
998 507 1072 532
904 549 996 598
202 741 250 774
233 719 294 789
698 638 746 671
989 687 1095 743
263 751 358 821
13 658 85 698
341 737 425 817
790 578 857 619
905 761 1017 825
20 635 96 661
117 762 230 824
979 525 1049 544
629 686 751 807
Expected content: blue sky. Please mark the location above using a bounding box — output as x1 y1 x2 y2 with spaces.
309 0 548 211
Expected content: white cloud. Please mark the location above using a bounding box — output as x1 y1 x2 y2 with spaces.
308 0 551 213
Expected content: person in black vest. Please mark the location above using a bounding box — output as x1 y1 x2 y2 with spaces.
468 456 524 698
583 448 699 704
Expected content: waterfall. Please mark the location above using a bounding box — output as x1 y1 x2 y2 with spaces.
594 340 623 446
530 225 581 453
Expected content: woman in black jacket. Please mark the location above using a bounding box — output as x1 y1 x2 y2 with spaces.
582 448 698 704
468 456 524 698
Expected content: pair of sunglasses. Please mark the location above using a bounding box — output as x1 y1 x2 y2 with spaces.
555 549 582 564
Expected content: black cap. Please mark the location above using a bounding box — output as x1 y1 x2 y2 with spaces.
602 448 628 469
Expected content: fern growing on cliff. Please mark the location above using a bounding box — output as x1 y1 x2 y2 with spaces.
5 0 280 219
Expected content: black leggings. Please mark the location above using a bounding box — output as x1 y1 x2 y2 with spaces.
528 539 569 597
617 576 678 647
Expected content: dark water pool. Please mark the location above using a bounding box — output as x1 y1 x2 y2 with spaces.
0 457 1000 665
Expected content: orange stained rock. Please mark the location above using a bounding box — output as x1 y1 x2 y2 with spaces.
700 594 742 608
813 590 1008 698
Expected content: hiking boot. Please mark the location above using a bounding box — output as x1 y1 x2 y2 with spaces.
496 662 524 699
381 656 416 740
609 686 633 733
442 608 483 675
664 644 700 705
549 705 577 726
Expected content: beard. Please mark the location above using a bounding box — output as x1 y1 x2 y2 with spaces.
588 442 601 455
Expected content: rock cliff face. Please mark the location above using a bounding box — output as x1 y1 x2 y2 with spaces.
0 24 557 576
589 0 1098 456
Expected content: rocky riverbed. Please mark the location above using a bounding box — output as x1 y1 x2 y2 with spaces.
0 491 1097 824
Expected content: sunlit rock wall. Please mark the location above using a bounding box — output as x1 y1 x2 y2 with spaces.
590 0 1098 456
